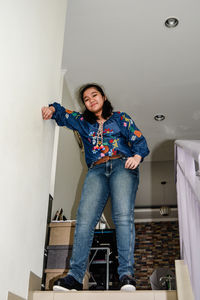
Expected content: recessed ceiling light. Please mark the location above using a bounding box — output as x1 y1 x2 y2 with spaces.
165 17 179 28
154 114 165 121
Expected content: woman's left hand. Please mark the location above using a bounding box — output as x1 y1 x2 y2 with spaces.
125 155 142 169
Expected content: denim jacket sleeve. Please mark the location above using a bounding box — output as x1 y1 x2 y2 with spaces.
119 112 150 160
49 102 82 131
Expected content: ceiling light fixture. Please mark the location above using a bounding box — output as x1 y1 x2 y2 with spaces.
154 114 165 121
165 17 179 28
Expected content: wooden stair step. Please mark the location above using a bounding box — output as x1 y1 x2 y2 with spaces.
31 290 177 300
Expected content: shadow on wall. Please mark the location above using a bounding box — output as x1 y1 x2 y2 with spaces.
150 139 177 208
151 139 175 162
27 271 41 300
7 293 26 300
70 145 87 219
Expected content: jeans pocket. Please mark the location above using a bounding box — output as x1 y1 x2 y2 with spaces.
129 166 139 176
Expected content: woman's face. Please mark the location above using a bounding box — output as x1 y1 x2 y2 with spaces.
83 87 105 115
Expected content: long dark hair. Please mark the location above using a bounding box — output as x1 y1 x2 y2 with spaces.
79 83 113 124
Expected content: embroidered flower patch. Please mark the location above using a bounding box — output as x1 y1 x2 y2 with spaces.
134 130 142 138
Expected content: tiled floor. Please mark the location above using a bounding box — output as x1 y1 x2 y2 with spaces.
32 290 177 300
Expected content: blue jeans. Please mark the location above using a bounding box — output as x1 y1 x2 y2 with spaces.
68 157 139 283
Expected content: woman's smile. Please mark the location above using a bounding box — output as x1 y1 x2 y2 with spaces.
91 102 98 107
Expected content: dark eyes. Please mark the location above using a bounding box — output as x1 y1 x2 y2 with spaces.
84 94 97 102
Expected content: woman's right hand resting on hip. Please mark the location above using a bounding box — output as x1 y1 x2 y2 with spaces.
41 106 55 120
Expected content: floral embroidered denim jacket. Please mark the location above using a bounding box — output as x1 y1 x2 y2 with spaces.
50 102 150 167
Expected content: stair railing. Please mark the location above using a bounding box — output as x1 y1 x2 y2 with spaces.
175 140 200 300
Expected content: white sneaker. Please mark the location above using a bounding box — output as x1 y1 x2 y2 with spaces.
120 275 136 292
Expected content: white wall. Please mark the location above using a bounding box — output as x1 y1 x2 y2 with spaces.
0 1 67 299
52 78 87 219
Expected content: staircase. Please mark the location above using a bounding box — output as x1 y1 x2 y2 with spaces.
31 290 177 300
30 260 194 300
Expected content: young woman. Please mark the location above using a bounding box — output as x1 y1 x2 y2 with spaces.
41 83 149 291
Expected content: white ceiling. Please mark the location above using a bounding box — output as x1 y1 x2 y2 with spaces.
62 0 200 162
